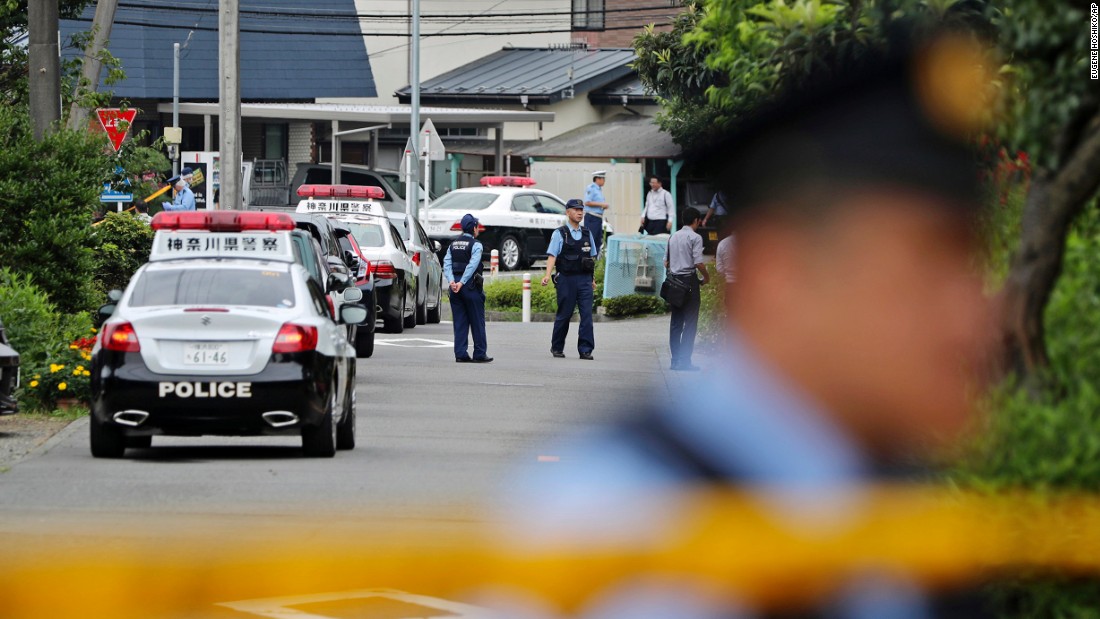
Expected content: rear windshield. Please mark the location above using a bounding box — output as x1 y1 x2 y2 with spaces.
426 192 496 211
129 269 296 308
343 222 387 248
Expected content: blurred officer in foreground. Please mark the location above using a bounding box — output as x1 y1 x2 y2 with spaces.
444 214 492 363
507 32 997 618
542 199 599 360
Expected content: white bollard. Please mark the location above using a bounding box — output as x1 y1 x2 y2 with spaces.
522 273 532 323
490 249 499 277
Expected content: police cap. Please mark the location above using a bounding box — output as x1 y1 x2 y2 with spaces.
460 213 479 232
693 33 993 216
565 199 585 210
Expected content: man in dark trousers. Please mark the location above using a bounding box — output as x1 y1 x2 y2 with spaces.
664 208 709 371
541 199 599 360
443 214 492 363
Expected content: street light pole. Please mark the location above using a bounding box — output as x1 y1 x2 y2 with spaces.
407 0 420 222
172 42 180 177
219 0 241 211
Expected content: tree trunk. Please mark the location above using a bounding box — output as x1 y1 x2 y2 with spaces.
1002 110 1100 386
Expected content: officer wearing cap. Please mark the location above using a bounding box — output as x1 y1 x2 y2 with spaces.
582 171 609 254
510 32 998 618
161 175 195 212
541 199 599 360
444 214 492 363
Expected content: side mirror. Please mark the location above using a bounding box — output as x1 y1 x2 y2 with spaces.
343 250 359 270
341 287 364 303
327 271 354 291
107 289 123 303
431 240 442 253
340 305 368 325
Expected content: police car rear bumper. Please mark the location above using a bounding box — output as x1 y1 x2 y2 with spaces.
91 352 335 437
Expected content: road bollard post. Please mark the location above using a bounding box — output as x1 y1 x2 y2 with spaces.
522 273 531 323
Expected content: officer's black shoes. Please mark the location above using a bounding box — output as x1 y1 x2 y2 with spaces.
473 357 493 363
551 350 565 358
456 357 473 363
579 352 594 360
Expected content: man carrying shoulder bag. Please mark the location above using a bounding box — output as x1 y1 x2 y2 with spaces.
663 209 709 371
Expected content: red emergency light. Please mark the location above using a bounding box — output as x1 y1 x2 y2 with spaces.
297 184 385 200
479 176 536 187
151 211 296 232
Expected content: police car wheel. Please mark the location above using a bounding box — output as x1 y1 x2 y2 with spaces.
125 435 153 449
302 392 338 458
90 418 126 458
427 301 441 324
403 297 417 329
336 389 356 451
500 234 525 271
415 285 427 326
355 329 375 358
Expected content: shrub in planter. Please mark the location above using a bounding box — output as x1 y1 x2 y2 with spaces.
484 278 558 313
603 294 667 317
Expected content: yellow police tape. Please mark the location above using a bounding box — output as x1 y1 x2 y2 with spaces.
1 487 1098 618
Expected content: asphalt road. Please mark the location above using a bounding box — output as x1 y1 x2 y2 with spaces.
0 316 687 540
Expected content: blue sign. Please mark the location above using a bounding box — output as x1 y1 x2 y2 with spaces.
99 191 133 203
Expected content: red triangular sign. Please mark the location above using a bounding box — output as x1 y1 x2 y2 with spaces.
96 108 138 152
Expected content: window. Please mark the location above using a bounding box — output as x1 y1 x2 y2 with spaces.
536 195 567 215
345 222 387 248
427 192 497 211
263 124 288 160
129 269 295 308
390 226 408 253
512 194 540 213
572 0 605 31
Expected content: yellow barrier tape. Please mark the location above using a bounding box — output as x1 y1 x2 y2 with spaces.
1 487 1098 618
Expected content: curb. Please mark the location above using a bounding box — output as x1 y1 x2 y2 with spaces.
10 416 87 467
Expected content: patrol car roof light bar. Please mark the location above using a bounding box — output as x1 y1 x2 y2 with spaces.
479 176 536 187
151 211 296 232
297 184 386 200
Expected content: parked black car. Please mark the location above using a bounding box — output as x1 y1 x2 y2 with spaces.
0 316 20 414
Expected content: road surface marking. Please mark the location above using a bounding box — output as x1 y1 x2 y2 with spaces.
375 337 453 348
217 588 493 618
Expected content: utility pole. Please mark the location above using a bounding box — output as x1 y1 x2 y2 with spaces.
219 0 241 210
172 42 180 176
407 0 420 222
28 0 61 139
67 0 118 130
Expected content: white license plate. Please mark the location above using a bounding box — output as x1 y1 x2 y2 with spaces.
184 343 229 365
427 223 448 235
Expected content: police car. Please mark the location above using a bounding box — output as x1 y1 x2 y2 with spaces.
295 185 419 333
420 176 613 271
89 211 366 459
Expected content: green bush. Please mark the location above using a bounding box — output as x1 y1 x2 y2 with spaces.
0 105 113 315
603 294 667 317
484 278 558 314
698 265 725 347
91 211 155 295
0 268 93 411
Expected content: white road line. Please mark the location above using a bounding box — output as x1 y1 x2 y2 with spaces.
374 337 453 348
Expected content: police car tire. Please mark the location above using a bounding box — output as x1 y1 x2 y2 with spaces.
427 301 441 324
90 418 125 458
500 234 525 271
126 435 153 449
415 291 427 326
302 395 337 458
403 299 417 329
336 389 356 451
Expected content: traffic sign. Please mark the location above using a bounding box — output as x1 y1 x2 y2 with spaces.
96 108 138 152
99 191 133 203
419 118 446 161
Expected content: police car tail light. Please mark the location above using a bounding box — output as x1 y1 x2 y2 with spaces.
449 221 486 233
479 176 536 187
297 184 385 200
272 323 319 353
371 261 397 280
151 211 294 232
103 322 141 353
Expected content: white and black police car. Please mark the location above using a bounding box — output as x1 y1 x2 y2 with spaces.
420 176 613 271
89 210 366 458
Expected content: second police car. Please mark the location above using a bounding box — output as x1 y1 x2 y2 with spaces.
89 211 366 458
420 176 613 271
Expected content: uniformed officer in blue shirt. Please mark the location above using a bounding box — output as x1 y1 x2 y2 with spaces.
582 171 609 254
443 214 492 363
541 199 599 360
161 176 196 212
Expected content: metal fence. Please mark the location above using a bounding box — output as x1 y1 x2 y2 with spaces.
602 234 669 300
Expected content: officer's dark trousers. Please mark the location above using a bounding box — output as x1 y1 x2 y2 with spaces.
551 273 594 355
583 213 604 254
449 285 487 360
668 274 701 367
643 218 669 236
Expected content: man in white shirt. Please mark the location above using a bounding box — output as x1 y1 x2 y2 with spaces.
664 209 709 371
715 232 736 284
640 176 674 236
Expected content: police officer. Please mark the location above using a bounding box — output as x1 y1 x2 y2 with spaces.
443 214 492 363
161 176 195 212
541 199 599 360
509 33 998 618
582 171 609 254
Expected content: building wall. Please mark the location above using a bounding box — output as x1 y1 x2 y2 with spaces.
572 0 678 49
329 0 573 106
287 122 315 169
